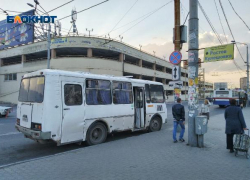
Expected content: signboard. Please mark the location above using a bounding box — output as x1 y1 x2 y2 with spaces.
0 10 34 50
204 44 234 62
172 66 179 80
51 38 68 44
169 81 183 88
169 51 182 65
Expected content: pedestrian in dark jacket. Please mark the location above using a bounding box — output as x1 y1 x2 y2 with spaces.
172 98 185 143
224 99 247 153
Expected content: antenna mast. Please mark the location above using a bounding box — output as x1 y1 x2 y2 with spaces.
71 7 78 36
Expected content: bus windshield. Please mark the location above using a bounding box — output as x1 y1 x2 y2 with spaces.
215 91 229 95
150 85 164 103
18 76 45 103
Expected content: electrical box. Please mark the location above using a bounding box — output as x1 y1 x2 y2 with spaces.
173 25 187 44
180 25 187 43
195 116 208 135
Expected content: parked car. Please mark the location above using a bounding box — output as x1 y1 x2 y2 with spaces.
0 106 12 117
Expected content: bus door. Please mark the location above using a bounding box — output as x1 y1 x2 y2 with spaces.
134 87 145 128
61 81 85 144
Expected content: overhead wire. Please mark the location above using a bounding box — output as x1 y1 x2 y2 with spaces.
228 0 250 32
34 1 73 38
41 0 74 15
218 0 245 64
102 0 173 45
1 9 23 14
183 12 189 25
181 0 244 77
0 0 75 50
0 7 9 15
180 1 214 43
214 0 228 43
98 4 171 38
198 1 223 45
57 0 110 21
119 0 173 36
108 0 139 34
180 1 185 23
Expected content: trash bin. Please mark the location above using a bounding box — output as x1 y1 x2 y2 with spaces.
195 116 208 135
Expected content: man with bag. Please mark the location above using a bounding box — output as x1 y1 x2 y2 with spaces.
172 98 185 143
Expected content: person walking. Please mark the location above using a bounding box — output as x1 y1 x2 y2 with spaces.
239 93 244 109
200 99 210 120
224 99 248 153
243 93 247 108
172 98 185 143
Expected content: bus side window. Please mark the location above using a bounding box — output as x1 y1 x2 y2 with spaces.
145 84 151 103
85 79 112 105
113 82 133 104
64 84 83 106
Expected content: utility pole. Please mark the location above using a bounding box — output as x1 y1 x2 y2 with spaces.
246 44 249 106
47 23 51 69
174 0 181 102
188 0 199 146
231 41 249 106
174 0 181 51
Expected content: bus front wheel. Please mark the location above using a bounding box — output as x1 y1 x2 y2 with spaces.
86 122 107 146
149 116 162 132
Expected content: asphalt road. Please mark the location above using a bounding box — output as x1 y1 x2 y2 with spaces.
0 101 225 166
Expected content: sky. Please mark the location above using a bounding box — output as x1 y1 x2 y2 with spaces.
0 0 250 87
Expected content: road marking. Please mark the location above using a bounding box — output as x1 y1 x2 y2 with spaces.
0 132 21 137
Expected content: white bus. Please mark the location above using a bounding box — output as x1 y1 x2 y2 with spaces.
16 69 167 146
213 88 245 107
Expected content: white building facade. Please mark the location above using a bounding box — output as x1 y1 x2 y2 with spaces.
0 36 189 104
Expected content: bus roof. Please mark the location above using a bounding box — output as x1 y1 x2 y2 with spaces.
23 69 163 85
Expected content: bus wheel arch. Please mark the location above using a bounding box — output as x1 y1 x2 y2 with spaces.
148 114 162 132
86 120 108 146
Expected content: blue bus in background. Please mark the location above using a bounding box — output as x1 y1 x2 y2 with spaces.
213 88 245 108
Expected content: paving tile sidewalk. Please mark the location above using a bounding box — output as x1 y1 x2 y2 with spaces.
0 108 250 180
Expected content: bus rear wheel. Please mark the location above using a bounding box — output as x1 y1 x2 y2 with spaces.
149 116 162 132
219 105 225 108
86 122 107 146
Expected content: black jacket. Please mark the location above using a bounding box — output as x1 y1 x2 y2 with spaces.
224 105 246 134
172 103 185 121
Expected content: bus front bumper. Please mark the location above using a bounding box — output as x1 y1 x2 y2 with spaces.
15 124 51 140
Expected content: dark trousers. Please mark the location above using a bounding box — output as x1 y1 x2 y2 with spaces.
226 134 234 150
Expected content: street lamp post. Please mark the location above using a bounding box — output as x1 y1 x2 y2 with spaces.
86 28 93 37
119 35 123 42
231 40 249 106
139 44 142 51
